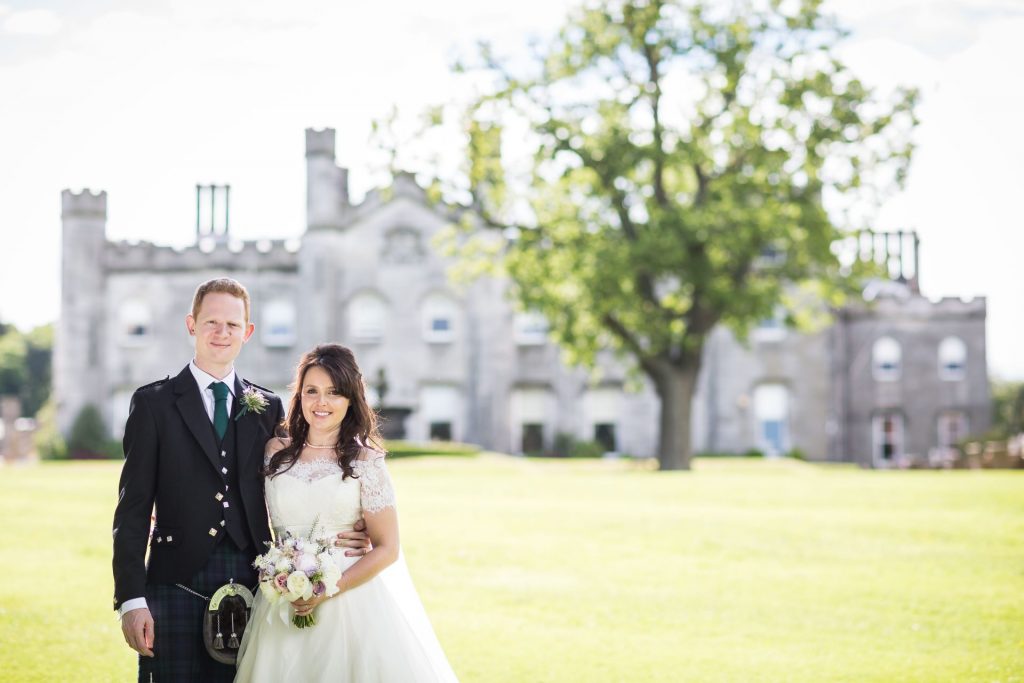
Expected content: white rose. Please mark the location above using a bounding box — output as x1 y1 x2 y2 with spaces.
321 564 342 597
286 570 312 600
259 580 280 603
275 558 292 573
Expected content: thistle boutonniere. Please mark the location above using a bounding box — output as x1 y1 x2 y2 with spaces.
236 386 269 420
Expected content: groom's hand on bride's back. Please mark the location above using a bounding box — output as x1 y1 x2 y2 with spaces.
121 607 155 657
337 517 373 557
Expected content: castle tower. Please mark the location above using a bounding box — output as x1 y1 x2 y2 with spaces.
300 129 349 344
305 128 349 231
56 189 109 435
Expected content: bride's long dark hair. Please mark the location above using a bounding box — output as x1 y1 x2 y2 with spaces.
266 344 383 480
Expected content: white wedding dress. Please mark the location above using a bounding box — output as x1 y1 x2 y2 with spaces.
235 454 458 682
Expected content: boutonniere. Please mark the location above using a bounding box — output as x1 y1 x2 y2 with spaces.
236 386 269 420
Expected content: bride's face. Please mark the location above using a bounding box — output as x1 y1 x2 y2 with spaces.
300 365 351 435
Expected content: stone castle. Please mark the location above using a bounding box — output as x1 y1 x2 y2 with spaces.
55 128 991 466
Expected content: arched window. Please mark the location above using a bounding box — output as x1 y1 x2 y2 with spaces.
262 299 296 347
938 337 967 381
419 384 462 441
119 300 151 345
347 292 387 343
752 305 787 343
937 411 968 448
583 387 621 453
421 292 459 344
510 387 555 455
872 412 904 468
514 311 549 346
872 336 902 382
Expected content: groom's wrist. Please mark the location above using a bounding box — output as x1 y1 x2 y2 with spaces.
119 597 148 618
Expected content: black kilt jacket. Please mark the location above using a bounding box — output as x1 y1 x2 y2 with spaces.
112 365 284 611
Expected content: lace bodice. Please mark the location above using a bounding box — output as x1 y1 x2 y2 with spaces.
263 453 396 539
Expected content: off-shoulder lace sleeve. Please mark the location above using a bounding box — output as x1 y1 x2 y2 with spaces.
353 455 396 514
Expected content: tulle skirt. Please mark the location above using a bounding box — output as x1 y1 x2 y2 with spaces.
235 551 458 683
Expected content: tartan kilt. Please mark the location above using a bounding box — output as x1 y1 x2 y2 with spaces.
139 540 258 683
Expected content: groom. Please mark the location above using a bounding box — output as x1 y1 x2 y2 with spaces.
112 278 369 681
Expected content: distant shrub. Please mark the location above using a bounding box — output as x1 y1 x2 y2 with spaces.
570 440 606 459
553 432 575 458
743 448 765 458
67 404 121 459
384 440 480 458
33 397 67 460
787 448 808 461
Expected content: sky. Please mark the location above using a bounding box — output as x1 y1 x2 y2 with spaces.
1 0 1022 378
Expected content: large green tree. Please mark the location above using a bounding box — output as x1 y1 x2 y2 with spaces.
0 323 53 419
430 0 916 469
991 380 1024 439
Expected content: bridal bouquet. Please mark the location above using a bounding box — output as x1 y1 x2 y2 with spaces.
252 523 342 628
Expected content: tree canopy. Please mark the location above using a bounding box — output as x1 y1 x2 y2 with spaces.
424 0 917 469
0 322 52 419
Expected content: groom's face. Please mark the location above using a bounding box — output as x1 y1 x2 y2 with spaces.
187 292 255 369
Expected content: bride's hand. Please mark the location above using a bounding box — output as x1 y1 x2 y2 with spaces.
292 594 329 617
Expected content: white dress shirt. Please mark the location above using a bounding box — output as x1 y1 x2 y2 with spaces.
189 361 237 420
119 361 237 618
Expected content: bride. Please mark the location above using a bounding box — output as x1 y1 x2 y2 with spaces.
235 344 458 682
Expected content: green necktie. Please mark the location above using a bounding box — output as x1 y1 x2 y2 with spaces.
210 381 229 440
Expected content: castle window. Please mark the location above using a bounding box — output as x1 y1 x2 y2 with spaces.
754 243 787 269
871 336 902 382
430 422 452 441
382 227 425 264
348 292 388 343
511 387 554 455
872 412 904 468
419 384 460 442
753 383 789 457
752 306 786 343
514 311 549 346
938 337 967 381
583 387 620 453
521 424 544 454
119 300 151 345
594 423 617 453
262 299 296 348
422 293 458 344
937 411 968 449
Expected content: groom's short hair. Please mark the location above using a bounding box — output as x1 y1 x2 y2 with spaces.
191 278 252 322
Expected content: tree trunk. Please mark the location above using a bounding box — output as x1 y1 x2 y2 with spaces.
650 360 701 471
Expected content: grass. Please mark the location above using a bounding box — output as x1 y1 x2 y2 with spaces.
1 456 1022 682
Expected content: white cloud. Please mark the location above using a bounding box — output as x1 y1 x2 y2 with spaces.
3 9 61 36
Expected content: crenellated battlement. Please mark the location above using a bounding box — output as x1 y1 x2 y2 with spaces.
104 238 300 273
843 292 987 321
927 295 988 314
305 127 336 159
61 189 107 218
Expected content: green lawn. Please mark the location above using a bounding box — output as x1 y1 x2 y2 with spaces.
1 456 1022 682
